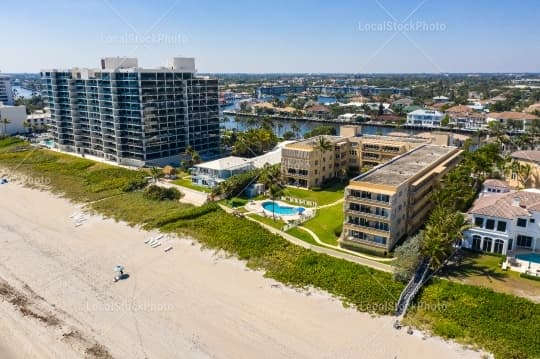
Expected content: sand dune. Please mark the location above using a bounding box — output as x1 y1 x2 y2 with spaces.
0 183 484 359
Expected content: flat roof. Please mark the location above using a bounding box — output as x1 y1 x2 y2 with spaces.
195 156 252 171
288 135 348 148
352 145 457 186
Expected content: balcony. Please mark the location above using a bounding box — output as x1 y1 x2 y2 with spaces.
346 208 389 220
345 221 390 234
346 195 391 206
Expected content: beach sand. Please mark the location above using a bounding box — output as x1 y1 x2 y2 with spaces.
0 183 485 359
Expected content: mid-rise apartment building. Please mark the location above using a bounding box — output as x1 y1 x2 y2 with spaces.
281 126 428 188
341 145 461 254
41 57 219 166
0 74 14 106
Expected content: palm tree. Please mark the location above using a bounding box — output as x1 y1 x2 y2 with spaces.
268 183 284 222
23 121 30 134
1 118 10 136
149 167 163 183
291 122 300 138
315 136 333 186
422 207 471 269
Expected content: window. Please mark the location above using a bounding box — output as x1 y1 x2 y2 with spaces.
485 219 495 230
531 218 536 223
517 218 527 227
474 217 484 227
496 221 507 232
516 235 533 248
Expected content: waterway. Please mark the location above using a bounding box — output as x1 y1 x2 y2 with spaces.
12 86 38 99
221 101 417 137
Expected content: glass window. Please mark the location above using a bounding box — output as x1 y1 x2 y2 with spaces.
485 219 495 230
517 218 527 227
496 221 507 232
474 217 484 227
517 235 532 248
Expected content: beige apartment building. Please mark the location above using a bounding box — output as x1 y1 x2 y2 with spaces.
281 125 428 188
340 145 462 255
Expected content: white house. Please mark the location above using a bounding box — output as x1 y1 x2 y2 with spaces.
0 104 27 135
406 109 443 127
463 180 540 256
191 156 254 188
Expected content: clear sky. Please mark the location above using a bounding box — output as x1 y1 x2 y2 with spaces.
2 0 539 73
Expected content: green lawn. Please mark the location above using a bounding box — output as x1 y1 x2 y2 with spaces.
171 177 211 193
302 203 344 246
438 249 540 301
281 181 345 206
287 227 319 245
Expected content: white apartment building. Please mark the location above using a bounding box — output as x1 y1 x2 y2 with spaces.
406 109 443 127
463 180 540 255
0 104 27 135
0 74 14 106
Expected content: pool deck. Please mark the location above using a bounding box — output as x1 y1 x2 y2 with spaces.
245 200 314 222
504 250 540 276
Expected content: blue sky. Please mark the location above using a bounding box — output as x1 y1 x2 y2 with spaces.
2 0 539 73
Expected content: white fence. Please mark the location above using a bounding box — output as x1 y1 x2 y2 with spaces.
280 196 317 208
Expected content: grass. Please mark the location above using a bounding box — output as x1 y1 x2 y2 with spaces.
407 279 540 359
287 227 319 245
91 192 193 226
1 140 539 358
302 203 343 246
171 177 211 193
246 213 286 230
438 250 540 302
282 181 345 206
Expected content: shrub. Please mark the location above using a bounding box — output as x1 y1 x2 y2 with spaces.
229 197 248 207
122 177 147 192
520 273 540 282
333 225 342 237
143 185 182 201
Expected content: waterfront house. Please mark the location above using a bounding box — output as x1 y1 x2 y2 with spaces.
486 112 538 131
406 109 444 127
463 180 540 256
445 105 487 130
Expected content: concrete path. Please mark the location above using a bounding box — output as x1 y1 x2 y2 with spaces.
156 180 208 206
219 204 393 273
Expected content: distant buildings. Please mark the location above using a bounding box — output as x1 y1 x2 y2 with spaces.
280 125 429 189
432 95 450 103
0 104 27 135
26 110 52 131
0 74 14 106
463 180 540 255
406 109 444 127
445 105 487 130
256 85 411 98
41 57 220 167
341 145 461 254
486 112 539 130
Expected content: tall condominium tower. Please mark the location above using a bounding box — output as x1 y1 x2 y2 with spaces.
41 57 219 166
0 74 14 105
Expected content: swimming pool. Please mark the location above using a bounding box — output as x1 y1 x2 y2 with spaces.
262 201 305 215
516 253 540 264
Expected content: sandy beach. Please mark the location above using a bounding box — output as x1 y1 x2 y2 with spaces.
0 183 484 359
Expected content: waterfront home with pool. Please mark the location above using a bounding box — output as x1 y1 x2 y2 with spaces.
463 180 540 274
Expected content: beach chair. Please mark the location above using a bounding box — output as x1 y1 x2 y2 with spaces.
164 246 173 252
151 242 162 248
